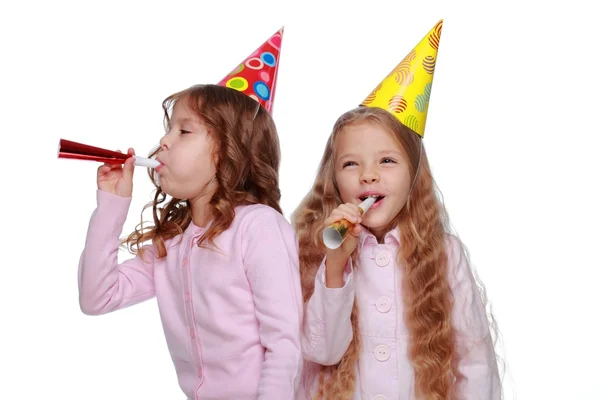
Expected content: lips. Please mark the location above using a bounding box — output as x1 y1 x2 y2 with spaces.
154 158 165 172
359 192 385 204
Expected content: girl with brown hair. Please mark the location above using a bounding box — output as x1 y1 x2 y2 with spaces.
77 30 303 400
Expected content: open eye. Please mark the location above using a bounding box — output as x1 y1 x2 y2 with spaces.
342 161 357 168
381 158 396 164
180 130 192 135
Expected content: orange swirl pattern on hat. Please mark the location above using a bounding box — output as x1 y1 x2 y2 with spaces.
389 95 407 114
362 82 382 105
392 50 416 86
428 20 442 50
394 70 413 86
422 56 436 74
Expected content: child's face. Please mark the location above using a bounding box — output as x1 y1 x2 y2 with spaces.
334 121 412 239
155 99 217 201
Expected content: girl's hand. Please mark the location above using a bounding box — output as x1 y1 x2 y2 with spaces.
323 203 363 287
97 148 135 198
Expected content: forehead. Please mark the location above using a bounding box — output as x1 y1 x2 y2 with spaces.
335 121 403 154
170 97 202 124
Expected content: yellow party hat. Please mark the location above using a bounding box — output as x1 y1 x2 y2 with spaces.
361 19 443 137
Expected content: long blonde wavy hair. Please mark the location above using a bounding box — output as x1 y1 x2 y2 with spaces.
122 84 282 258
292 106 499 399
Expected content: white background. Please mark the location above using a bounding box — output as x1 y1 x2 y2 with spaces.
1 0 598 399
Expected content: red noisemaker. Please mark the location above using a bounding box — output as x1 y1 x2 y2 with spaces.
57 138 160 168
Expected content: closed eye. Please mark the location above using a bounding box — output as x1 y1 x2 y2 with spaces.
342 161 357 168
180 130 192 135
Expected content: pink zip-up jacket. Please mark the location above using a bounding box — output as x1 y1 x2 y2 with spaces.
78 190 303 400
298 228 501 400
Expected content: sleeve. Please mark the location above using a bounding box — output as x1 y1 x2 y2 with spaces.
243 210 304 400
447 236 502 399
301 257 355 366
78 190 157 316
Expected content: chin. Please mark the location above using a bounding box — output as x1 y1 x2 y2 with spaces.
363 219 390 233
169 191 191 201
364 210 390 225
159 185 185 200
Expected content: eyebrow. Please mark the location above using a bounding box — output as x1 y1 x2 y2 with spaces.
168 117 201 128
337 152 358 160
173 117 196 124
378 149 403 157
337 149 403 160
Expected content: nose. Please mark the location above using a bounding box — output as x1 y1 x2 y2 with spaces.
159 133 171 150
360 167 379 184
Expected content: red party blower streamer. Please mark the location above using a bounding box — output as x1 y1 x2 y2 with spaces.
57 138 160 168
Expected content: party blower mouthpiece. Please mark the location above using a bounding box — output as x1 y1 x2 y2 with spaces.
322 197 376 249
57 138 160 168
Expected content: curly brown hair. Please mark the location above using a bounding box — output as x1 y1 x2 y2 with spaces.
122 84 282 258
292 106 497 399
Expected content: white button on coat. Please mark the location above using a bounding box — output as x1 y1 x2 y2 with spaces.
376 296 392 313
375 251 390 266
373 345 390 361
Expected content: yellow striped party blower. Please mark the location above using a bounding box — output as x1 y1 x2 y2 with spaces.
323 197 377 250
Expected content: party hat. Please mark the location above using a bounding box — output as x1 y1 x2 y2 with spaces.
217 27 284 114
361 19 443 137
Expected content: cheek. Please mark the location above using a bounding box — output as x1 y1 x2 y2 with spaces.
385 170 411 195
186 143 216 171
200 150 217 170
334 172 355 199
398 171 412 197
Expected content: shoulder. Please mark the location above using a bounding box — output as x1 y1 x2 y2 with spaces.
444 233 464 266
233 204 297 244
443 233 472 286
235 204 292 230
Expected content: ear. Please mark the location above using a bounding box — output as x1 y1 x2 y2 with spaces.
210 144 220 166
